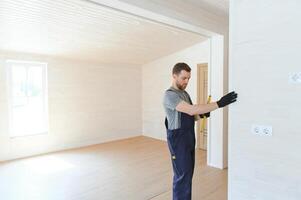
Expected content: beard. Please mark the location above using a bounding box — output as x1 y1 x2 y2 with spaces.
176 82 187 90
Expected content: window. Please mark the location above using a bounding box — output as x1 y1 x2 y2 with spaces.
6 60 48 137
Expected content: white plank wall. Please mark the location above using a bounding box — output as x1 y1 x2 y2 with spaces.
229 1 301 199
0 52 142 161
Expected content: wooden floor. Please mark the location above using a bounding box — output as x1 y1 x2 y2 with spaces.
0 136 227 200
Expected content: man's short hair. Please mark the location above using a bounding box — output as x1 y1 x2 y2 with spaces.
172 63 191 75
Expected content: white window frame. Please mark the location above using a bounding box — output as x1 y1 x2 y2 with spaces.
6 60 49 138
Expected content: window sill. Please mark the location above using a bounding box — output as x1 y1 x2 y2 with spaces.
9 132 48 139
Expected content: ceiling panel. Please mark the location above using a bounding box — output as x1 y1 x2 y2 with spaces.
186 0 229 17
0 0 207 64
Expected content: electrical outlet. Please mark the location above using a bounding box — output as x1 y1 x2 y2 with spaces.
261 126 273 136
251 125 273 136
251 125 261 135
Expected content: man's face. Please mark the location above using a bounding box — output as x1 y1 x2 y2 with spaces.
173 70 191 90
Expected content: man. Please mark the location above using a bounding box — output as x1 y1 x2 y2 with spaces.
163 62 237 200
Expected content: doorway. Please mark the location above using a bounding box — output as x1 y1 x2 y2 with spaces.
90 0 228 169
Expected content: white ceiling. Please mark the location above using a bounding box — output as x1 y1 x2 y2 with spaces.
118 0 229 23
0 0 208 65
186 0 229 18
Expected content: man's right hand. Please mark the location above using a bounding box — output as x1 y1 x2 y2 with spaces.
217 91 238 108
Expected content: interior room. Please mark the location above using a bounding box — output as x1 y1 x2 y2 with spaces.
1 0 300 200
0 0 226 199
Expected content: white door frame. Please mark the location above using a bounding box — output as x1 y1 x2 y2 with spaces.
87 0 228 169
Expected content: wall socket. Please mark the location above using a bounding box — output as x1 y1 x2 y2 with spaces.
251 125 273 136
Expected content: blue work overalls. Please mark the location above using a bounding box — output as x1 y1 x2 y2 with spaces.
165 95 196 200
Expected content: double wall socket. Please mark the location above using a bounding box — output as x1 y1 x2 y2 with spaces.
251 125 273 136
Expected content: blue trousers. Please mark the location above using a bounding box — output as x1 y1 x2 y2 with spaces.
165 112 195 200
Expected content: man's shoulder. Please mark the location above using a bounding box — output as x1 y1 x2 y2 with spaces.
165 87 174 92
164 88 179 97
163 88 181 104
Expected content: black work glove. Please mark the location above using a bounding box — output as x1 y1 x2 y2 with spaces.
199 112 210 118
217 91 238 108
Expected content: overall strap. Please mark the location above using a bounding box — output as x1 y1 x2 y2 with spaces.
164 117 168 129
185 92 193 105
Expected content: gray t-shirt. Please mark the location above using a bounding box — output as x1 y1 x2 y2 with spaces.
163 86 192 130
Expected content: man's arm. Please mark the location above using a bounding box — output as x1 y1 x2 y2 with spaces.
176 101 218 116
176 91 238 116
